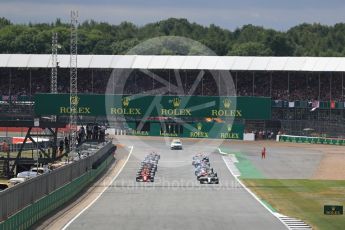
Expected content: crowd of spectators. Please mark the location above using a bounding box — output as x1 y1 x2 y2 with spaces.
0 68 344 102
58 123 106 154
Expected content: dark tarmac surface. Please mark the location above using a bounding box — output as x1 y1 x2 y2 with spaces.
67 137 287 230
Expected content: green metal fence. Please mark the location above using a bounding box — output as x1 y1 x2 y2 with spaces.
0 154 114 230
278 134 345 146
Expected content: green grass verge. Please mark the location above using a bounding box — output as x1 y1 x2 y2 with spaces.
220 147 345 229
242 179 345 230
233 152 265 179
220 148 264 179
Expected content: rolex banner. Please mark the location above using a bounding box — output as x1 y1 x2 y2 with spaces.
126 121 244 140
182 122 244 139
34 94 271 120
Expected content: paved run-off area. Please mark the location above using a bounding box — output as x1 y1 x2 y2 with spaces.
65 137 287 230
220 141 324 180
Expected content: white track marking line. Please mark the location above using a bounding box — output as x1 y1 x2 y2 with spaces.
62 146 133 230
218 148 290 230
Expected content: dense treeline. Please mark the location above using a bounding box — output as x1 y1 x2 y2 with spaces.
1 17 345 56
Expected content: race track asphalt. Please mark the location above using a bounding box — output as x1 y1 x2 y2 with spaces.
66 137 287 230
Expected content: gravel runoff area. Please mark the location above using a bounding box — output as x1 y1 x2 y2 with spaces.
66 137 286 230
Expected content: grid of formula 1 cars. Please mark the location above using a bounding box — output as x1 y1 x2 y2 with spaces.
192 153 219 184
136 139 219 184
136 152 160 182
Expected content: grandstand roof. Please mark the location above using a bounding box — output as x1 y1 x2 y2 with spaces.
1 54 345 71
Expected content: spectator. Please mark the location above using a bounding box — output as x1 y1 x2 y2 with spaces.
86 124 92 140
1 140 9 156
59 139 64 156
93 124 99 140
64 136 69 153
77 126 86 145
99 125 106 141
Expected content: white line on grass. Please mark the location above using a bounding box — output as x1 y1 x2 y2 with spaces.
218 148 290 230
62 145 134 230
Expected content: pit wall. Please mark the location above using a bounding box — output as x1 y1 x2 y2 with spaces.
126 121 244 140
0 153 114 230
277 134 345 146
0 142 114 221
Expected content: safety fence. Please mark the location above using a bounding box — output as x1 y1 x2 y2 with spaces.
0 153 114 230
0 141 114 222
279 119 345 138
277 134 345 146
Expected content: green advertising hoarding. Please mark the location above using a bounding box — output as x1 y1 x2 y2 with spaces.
181 122 244 139
35 94 271 120
279 135 345 146
126 121 244 140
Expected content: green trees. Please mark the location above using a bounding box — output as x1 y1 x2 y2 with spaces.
287 23 345 56
228 42 273 56
0 17 11 29
0 17 344 56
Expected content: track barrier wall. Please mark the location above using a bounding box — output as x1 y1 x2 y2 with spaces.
0 142 115 230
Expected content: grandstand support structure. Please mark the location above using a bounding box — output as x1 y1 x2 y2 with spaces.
9 126 59 176
0 119 68 177
69 10 78 153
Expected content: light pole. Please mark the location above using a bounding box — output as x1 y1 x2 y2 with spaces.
34 118 39 175
36 129 39 175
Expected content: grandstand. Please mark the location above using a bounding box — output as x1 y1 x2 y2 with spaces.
0 54 344 137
